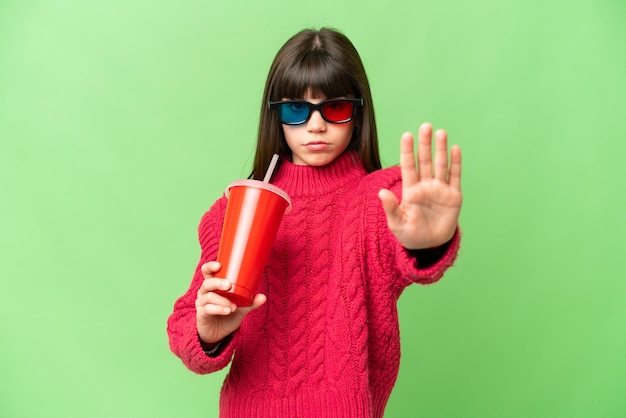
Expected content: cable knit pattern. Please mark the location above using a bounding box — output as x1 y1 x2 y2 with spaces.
167 151 461 418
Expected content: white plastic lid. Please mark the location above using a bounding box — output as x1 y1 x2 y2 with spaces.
225 179 292 213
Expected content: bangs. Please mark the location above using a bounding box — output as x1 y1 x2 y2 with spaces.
273 51 359 100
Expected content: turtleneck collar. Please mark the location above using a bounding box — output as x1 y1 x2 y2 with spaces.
269 151 367 198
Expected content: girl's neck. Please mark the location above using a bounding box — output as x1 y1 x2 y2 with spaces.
271 151 366 198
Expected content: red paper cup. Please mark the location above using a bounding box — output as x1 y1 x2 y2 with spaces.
214 180 291 306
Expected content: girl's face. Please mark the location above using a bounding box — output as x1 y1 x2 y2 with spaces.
281 92 355 167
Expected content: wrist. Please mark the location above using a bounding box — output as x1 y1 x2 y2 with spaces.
199 333 233 357
406 237 453 268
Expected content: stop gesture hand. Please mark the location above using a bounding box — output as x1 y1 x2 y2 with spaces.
378 123 462 250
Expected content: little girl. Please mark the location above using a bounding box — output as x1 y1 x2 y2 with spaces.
167 27 462 418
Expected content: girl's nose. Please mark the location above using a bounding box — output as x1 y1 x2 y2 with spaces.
306 109 326 132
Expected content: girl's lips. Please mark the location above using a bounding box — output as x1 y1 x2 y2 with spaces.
305 142 329 151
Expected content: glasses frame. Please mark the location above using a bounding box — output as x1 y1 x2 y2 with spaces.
268 98 364 125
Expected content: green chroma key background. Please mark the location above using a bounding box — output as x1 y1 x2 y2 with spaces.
1 1 625 417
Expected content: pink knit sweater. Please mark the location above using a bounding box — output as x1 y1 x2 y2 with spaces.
167 151 460 417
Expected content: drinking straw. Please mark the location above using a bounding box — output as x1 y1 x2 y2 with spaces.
263 153 279 183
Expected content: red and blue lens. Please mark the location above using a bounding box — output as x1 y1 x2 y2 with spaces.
269 98 363 125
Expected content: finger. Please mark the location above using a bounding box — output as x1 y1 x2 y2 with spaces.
201 261 222 277
399 132 418 186
378 188 402 228
199 301 236 316
196 291 237 315
433 129 449 182
417 123 433 180
449 145 462 191
197 277 232 297
237 293 267 316
251 293 267 309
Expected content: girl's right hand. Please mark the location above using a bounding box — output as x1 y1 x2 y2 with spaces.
195 261 267 345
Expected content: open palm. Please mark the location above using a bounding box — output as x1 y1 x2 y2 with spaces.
379 123 462 250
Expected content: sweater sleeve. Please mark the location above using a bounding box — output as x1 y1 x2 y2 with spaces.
392 226 461 286
166 198 237 374
364 167 461 293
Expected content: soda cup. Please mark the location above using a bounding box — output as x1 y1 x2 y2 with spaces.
214 179 291 306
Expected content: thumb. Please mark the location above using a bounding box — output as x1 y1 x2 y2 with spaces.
378 189 402 227
236 293 267 317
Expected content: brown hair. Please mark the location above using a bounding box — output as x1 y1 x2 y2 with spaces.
250 28 381 180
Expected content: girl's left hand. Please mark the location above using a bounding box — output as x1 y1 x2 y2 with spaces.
378 122 462 250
